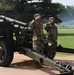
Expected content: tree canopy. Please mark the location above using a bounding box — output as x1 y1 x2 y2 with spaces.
0 0 66 23
59 6 74 22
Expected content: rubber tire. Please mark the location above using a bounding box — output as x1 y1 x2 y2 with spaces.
0 41 13 67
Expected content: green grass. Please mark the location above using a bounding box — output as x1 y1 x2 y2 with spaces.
58 29 74 48
58 29 74 34
56 52 73 57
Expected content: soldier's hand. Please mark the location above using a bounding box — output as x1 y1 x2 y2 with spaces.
31 20 35 23
49 20 55 25
35 16 41 21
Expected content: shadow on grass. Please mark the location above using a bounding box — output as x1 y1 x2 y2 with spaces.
58 33 74 36
57 45 74 53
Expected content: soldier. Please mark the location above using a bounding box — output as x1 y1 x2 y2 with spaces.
44 17 58 59
29 13 44 68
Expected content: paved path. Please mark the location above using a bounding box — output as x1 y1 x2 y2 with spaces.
0 52 74 75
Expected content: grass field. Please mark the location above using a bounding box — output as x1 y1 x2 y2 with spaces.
58 29 74 48
56 52 73 57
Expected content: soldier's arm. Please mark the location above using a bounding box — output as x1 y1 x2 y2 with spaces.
45 24 49 32
29 20 35 29
43 24 48 39
56 27 58 40
43 23 46 29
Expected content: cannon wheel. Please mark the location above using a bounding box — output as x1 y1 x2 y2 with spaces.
0 41 13 67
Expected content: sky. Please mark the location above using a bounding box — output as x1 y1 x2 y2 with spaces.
52 0 74 6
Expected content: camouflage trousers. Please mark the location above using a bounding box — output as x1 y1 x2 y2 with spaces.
45 41 57 59
32 39 44 54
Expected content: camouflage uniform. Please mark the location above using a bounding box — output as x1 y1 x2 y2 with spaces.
29 18 44 54
44 17 57 59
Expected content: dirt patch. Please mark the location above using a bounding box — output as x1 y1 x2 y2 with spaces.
0 52 74 75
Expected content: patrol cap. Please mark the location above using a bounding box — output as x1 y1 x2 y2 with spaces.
34 13 41 18
49 17 55 21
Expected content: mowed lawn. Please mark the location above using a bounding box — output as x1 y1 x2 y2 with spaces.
58 29 74 48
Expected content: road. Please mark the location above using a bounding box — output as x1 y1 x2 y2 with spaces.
0 52 74 75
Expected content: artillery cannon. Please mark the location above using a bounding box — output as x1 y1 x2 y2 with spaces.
0 15 74 75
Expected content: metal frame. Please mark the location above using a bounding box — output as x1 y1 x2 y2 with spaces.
22 48 74 75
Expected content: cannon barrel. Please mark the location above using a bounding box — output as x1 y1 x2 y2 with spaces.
0 15 27 27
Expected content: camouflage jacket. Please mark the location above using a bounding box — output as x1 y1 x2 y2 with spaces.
29 20 44 41
44 23 58 42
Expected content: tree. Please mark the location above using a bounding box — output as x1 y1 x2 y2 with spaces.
13 0 66 23
0 0 16 17
0 0 66 23
59 6 74 26
59 6 74 22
